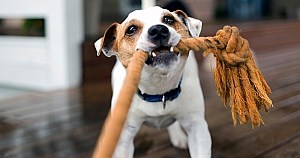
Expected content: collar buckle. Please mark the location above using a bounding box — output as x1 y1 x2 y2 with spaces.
162 95 166 109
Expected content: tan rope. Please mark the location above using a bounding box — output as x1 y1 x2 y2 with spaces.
93 26 273 157
92 51 148 158
174 26 272 126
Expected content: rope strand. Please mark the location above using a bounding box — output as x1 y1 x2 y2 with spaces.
173 26 272 126
92 51 148 158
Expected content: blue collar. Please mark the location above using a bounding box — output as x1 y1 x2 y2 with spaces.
137 78 182 109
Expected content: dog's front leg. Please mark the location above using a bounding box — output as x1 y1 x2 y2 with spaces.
113 118 142 158
179 113 212 158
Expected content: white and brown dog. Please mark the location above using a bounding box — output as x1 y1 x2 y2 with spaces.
95 6 211 158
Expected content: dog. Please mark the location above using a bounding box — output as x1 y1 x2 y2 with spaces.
95 6 211 158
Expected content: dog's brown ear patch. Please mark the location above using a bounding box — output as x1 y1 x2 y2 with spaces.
174 10 202 37
95 23 119 57
174 10 189 19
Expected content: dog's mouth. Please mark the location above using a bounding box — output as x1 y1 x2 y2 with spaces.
145 46 178 66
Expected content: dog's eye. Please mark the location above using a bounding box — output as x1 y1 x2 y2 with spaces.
125 25 138 36
163 16 175 25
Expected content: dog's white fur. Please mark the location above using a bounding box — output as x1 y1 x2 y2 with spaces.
95 6 211 158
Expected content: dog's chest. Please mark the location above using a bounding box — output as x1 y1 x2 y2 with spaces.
144 115 176 128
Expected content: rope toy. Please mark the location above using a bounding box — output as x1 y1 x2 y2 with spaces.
175 26 272 126
93 52 148 158
93 26 272 158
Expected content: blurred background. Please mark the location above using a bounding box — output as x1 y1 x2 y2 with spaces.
0 0 300 157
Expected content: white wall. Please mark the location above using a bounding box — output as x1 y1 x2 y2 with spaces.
0 0 84 91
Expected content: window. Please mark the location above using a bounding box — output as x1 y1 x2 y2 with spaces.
0 18 45 37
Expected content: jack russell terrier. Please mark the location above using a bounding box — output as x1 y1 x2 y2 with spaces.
95 6 211 158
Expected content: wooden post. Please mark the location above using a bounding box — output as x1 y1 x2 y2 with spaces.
142 0 155 9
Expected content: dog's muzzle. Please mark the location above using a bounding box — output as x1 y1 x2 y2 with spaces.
145 25 179 66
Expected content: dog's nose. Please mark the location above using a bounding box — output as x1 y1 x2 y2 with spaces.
148 25 170 43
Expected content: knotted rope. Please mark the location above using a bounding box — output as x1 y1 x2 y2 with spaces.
93 26 272 158
176 26 272 126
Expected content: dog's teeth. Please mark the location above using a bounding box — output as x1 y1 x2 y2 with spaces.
170 47 174 52
152 52 157 57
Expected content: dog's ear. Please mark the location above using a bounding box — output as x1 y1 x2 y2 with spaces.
94 23 119 57
174 10 202 37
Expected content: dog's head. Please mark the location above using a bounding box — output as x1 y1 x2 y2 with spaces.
95 7 201 93
95 6 202 68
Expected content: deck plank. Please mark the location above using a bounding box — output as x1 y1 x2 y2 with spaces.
255 132 300 158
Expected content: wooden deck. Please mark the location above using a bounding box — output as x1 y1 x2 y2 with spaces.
1 20 300 158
